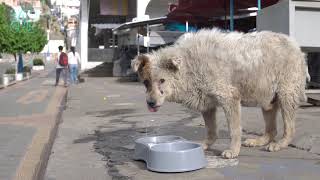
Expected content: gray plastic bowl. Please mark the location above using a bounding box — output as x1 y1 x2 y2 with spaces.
147 142 207 172
133 135 185 161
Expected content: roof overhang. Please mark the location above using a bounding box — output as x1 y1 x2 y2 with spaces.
92 23 122 29
112 17 166 33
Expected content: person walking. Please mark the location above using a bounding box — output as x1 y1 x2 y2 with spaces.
55 46 69 87
68 46 81 84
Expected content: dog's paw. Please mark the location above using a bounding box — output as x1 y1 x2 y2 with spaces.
201 142 210 151
243 138 259 147
221 149 238 159
201 139 215 150
266 142 281 152
243 138 267 147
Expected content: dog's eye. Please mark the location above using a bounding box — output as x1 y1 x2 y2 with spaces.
143 80 149 88
160 79 165 84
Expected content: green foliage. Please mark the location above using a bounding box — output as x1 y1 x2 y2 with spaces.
5 67 16 74
0 4 47 57
0 3 14 53
39 15 49 30
33 58 44 66
0 3 14 23
6 23 48 55
23 66 31 73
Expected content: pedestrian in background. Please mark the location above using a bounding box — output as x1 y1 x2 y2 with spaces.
68 46 81 84
55 46 68 87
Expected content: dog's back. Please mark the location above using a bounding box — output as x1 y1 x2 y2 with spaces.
174 29 307 105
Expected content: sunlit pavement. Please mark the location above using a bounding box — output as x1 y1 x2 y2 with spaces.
45 77 320 180
0 63 67 180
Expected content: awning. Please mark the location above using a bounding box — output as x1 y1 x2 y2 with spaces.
112 0 280 32
112 17 166 32
91 23 122 29
167 0 279 22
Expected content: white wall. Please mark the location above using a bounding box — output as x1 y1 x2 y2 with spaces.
136 0 151 19
41 40 64 54
257 0 320 50
80 0 89 70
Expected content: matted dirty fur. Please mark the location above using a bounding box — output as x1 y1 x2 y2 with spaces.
132 29 308 159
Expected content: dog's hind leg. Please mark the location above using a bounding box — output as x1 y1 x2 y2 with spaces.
243 103 278 147
266 91 298 152
201 107 217 150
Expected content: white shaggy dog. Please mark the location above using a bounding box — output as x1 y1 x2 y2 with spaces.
132 29 308 159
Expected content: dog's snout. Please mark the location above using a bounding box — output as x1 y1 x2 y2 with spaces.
147 101 156 107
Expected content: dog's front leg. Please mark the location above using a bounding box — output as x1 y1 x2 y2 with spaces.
201 107 217 150
221 98 241 159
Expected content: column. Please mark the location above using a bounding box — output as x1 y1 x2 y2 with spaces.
80 0 89 70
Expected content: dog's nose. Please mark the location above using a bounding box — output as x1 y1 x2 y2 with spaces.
147 101 156 107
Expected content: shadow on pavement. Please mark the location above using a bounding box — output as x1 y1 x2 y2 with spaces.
72 109 214 179
81 63 114 77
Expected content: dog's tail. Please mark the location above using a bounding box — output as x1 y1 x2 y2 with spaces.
300 55 310 102
306 64 311 83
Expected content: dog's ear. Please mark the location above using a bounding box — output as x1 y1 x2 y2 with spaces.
131 54 150 72
166 56 182 72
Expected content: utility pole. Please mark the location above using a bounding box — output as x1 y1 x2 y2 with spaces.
230 0 234 31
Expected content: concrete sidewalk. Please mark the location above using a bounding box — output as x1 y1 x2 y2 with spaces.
45 77 320 180
0 63 67 180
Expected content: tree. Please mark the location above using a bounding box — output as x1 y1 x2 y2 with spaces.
0 3 14 23
0 3 14 54
0 3 47 61
5 23 48 61
27 24 48 53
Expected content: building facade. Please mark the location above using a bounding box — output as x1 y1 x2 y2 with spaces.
79 0 175 70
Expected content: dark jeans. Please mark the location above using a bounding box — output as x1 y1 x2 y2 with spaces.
55 68 68 85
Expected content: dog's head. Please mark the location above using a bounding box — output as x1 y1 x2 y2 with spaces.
131 53 182 112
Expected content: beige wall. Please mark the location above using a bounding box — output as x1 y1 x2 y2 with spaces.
0 0 41 8
100 0 129 16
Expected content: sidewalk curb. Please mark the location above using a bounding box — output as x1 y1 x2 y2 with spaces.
14 87 68 180
36 88 68 180
0 71 43 90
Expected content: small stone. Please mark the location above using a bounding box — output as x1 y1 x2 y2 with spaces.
136 128 147 133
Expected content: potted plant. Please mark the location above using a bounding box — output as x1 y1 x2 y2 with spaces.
15 72 23 81
23 66 32 79
3 68 16 86
32 58 45 70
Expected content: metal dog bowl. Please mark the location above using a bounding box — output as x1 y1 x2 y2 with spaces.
133 135 185 161
133 136 207 172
